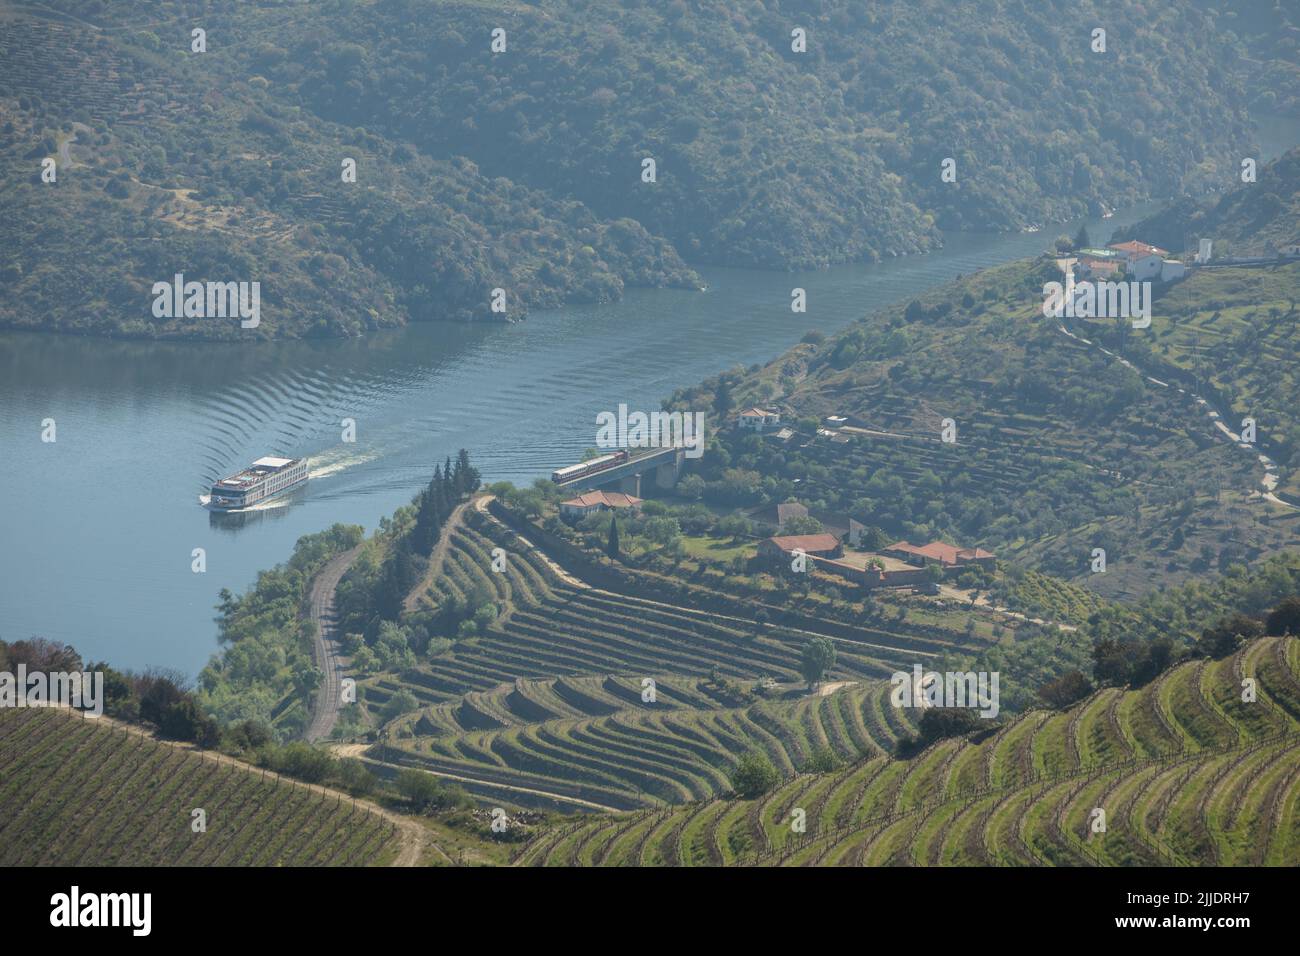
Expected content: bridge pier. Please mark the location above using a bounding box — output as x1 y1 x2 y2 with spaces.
619 473 642 497
654 450 685 490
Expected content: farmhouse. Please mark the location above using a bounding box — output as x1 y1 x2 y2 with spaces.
1073 256 1122 280
1108 240 1170 282
735 407 781 432
1109 240 1169 259
758 533 842 561
883 540 996 570
559 490 643 520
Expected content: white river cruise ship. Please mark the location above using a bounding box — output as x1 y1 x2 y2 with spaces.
205 456 310 511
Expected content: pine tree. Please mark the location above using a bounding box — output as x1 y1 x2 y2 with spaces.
1073 224 1090 250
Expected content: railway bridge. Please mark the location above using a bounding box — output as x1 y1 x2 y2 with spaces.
553 447 685 497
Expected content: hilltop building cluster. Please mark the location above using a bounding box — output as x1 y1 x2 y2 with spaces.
1070 239 1186 284
757 526 995 592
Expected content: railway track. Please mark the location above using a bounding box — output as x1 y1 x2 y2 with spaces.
304 546 362 744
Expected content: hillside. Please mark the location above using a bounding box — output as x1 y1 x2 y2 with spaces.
0 0 1264 338
1194 0 1300 118
667 255 1300 599
0 2 697 339
187 456 1300 865
1095 149 1300 493
0 706 404 865
520 636 1300 866
1111 146 1300 257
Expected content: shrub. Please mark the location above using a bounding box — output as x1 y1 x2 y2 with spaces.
732 749 780 798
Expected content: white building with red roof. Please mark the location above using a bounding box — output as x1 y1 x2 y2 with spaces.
559 490 644 520
1108 240 1171 282
736 407 781 432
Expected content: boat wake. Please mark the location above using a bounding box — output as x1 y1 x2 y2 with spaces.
309 447 379 480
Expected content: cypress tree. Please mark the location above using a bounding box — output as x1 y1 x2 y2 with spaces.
607 514 621 558
457 448 480 494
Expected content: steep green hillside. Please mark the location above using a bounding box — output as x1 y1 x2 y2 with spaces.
0 707 403 865
0 3 696 338
668 252 1300 598
1 0 1262 338
247 0 1254 251
1112 147 1300 257
1095 150 1300 491
519 637 1300 866
1195 1 1300 117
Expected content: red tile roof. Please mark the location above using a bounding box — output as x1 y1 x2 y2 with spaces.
1078 257 1122 273
561 491 643 509
765 533 841 554
885 540 995 566
1108 240 1169 258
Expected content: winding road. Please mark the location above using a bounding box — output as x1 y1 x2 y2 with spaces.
1054 319 1292 508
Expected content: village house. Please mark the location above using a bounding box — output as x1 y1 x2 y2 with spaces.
1072 255 1123 280
883 540 996 570
758 532 842 561
1108 240 1170 282
815 557 929 589
559 490 643 521
735 407 781 433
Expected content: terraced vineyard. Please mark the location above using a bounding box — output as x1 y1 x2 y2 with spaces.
364 507 981 715
354 507 993 808
515 637 1300 866
382 676 923 811
0 708 401 866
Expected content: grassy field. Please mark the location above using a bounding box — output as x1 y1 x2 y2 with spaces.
679 534 756 563
0 708 402 866
514 637 1300 866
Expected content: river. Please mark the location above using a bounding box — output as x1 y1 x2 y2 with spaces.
3 114 1297 678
